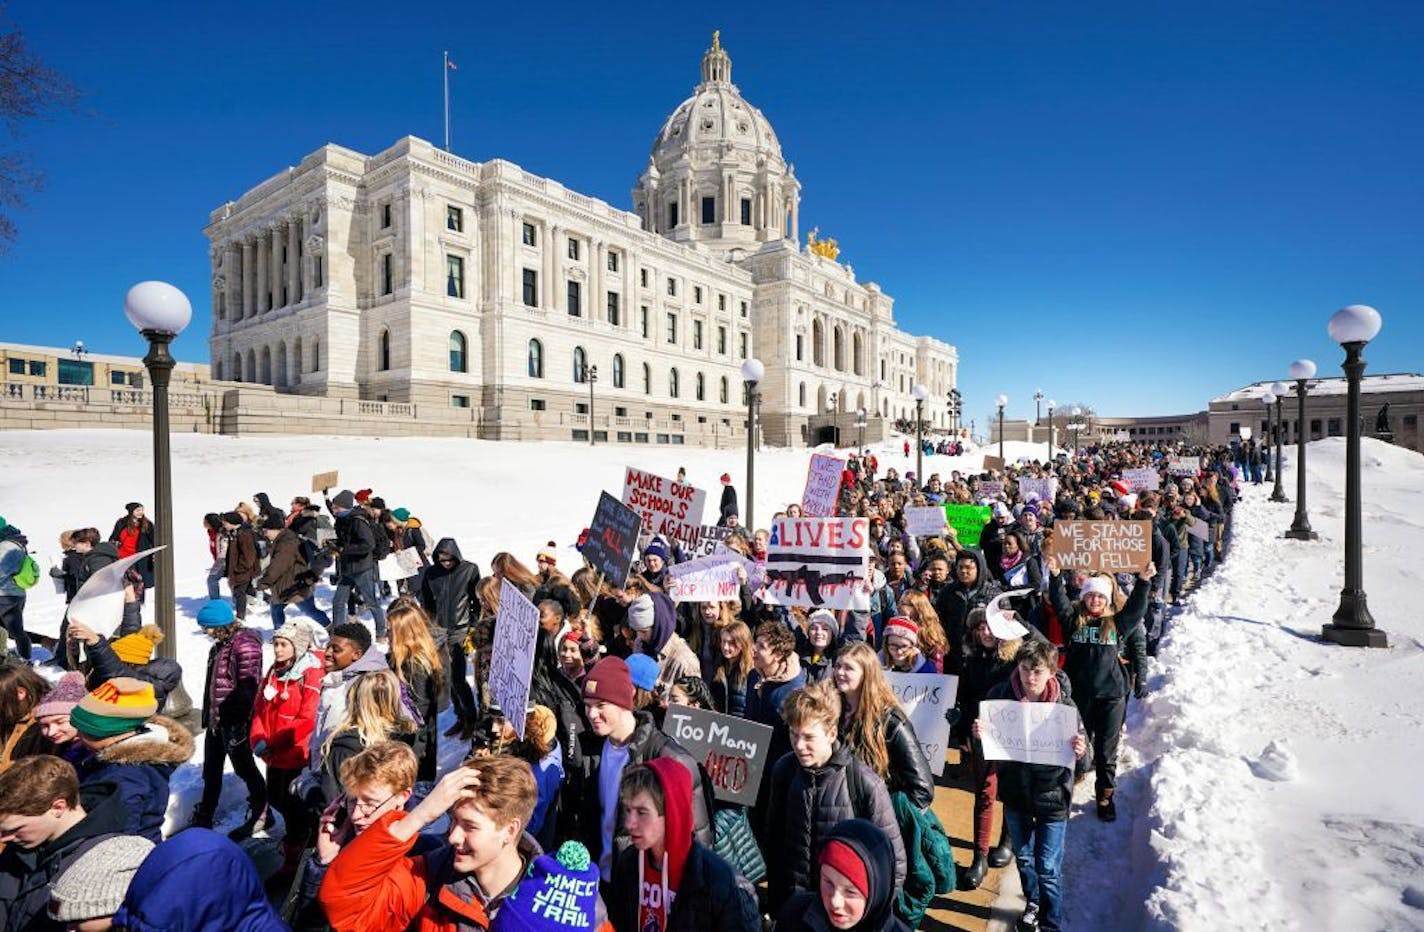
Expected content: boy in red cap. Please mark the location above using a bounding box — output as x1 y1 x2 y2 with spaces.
776 819 909 931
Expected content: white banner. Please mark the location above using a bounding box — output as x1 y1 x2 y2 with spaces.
1167 455 1200 477
978 480 1005 500
903 506 948 537
1120 468 1160 492
978 699 1079 768
884 672 960 776
67 547 164 634
689 525 733 558
377 548 422 581
490 579 540 738
801 454 846 517
664 555 744 603
622 467 707 547
1017 477 1059 504
762 517 870 611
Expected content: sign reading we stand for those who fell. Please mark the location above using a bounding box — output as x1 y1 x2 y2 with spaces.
762 516 871 611
621 466 707 548
1047 519 1153 573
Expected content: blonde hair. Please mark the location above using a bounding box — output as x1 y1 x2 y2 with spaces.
453 754 538 830
324 670 407 757
897 590 949 658
834 642 898 778
386 601 445 695
781 678 842 735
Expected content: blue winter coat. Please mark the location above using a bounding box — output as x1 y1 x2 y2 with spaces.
113 828 288 931
75 714 194 842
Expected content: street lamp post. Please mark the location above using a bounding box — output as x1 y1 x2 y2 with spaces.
1269 380 1289 502
1033 389 1044 427
856 407 867 450
995 394 1008 462
947 388 961 434
1046 399 1056 459
124 281 196 723
587 364 598 446
1262 391 1277 484
1323 305 1387 648
741 358 764 529
911 384 929 485
1285 359 1319 540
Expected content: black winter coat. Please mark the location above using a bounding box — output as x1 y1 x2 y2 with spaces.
984 677 1080 821
763 745 906 913
609 842 760 932
84 636 183 711
1048 573 1149 701
881 706 935 809
775 818 911 932
419 538 481 631
392 652 447 783
951 644 1015 746
933 550 1002 675
334 510 377 576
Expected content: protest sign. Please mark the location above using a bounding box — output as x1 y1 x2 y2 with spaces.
622 467 706 547
1048 520 1153 573
1168 455 1199 477
66 547 164 637
801 454 846 517
982 455 1005 473
664 705 774 805
884 672 960 776
943 504 992 548
584 491 641 586
1238 427 1252 441
1018 477 1058 504
490 579 539 738
978 480 1005 500
1121 468 1160 492
378 548 423 582
1186 517 1212 542
311 470 339 493
762 517 871 611
978 699 1079 768
903 505 947 537
664 555 744 603
689 524 732 558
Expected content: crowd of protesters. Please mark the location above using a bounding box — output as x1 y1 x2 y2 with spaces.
0 436 1246 932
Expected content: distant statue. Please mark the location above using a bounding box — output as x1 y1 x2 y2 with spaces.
1375 403 1393 437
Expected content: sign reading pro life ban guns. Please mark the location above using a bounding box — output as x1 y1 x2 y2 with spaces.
1048 520 1153 573
664 705 774 805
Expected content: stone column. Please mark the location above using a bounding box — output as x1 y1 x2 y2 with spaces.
256 232 269 313
591 240 604 322
790 196 799 245
271 223 285 308
288 216 302 304
223 243 240 321
547 224 561 312
241 239 254 320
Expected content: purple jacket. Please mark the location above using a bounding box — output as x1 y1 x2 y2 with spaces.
202 627 264 729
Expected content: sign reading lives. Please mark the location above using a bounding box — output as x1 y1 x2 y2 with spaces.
584 491 642 586
977 699 1079 769
800 454 847 517
664 705 774 805
762 517 871 610
622 466 706 547
489 579 539 738
883 672 959 776
1048 519 1153 573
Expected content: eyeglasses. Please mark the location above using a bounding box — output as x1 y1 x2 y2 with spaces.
346 790 400 817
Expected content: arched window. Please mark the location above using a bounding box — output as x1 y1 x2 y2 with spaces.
799 382 806 408
311 338 321 372
231 353 242 382
293 338 304 379
612 354 625 388
880 358 886 380
642 363 651 395
214 360 224 381
246 349 256 382
260 346 272 384
720 376 729 404
378 329 391 371
449 331 468 373
669 368 679 398
852 333 864 376
528 339 544 378
833 327 845 372
573 346 588 383
695 372 705 401
812 319 825 367
276 342 288 388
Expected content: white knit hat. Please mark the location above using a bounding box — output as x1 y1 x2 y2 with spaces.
1080 576 1114 600
48 834 154 921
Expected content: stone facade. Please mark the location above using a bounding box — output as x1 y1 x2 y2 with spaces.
203 35 959 447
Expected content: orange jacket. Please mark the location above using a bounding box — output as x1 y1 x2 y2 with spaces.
318 810 490 932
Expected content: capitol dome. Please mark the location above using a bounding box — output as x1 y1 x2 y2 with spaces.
634 33 800 255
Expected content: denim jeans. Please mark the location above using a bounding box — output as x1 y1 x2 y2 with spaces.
206 562 224 601
1005 808 1067 932
332 568 386 635
271 596 332 629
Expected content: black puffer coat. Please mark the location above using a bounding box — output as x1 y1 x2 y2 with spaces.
983 676 1080 821
764 744 906 912
610 841 760 932
933 549 1002 675
419 538 481 631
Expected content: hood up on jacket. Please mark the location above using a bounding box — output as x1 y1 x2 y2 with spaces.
431 537 464 563
817 818 901 931
644 756 694 894
953 547 994 593
91 714 194 767
112 828 287 931
640 592 679 658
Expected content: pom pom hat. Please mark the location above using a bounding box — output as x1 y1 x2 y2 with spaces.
491 840 601 932
110 624 164 665
69 677 157 739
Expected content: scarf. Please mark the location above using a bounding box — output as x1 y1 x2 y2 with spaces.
1009 666 1061 704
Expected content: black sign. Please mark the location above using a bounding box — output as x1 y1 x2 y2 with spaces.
584 491 641 587
664 705 774 806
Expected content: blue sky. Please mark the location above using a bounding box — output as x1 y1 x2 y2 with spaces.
4 1 1421 422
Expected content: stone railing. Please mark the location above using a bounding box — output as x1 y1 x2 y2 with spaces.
348 399 416 418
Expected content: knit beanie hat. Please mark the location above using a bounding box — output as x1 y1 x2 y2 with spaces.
110 624 165 665
819 839 870 898
625 595 656 632
1080 576 1113 601
882 616 919 644
807 609 841 643
642 540 669 565
196 599 236 628
355 488 373 505
274 619 314 657
331 489 356 512
391 507 411 522
626 653 660 692
70 677 158 739
581 656 635 711
48 834 155 922
34 671 89 720
537 542 557 564
492 841 601 932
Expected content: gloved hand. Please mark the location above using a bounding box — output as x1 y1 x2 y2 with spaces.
1133 681 1148 700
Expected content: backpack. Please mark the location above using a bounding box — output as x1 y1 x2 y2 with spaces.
14 554 40 589
370 519 392 562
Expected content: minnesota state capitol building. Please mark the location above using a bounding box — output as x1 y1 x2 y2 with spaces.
204 34 958 447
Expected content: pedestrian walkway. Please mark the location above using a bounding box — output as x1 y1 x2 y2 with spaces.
921 748 1022 931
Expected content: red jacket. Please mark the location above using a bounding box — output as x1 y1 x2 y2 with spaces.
249 654 323 770
319 810 491 932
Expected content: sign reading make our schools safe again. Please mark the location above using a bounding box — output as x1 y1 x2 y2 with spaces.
621 466 706 547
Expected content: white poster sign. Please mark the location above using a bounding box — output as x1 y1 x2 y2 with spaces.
903 506 948 537
689 524 733 558
377 548 422 581
490 578 540 738
884 672 960 776
622 466 707 547
1017 477 1058 504
762 517 870 611
801 454 846 517
664 555 744 603
67 547 164 633
1120 468 1160 492
1168 456 1200 477
978 699 1079 768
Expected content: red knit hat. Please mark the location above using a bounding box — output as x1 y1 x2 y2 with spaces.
355 488 373 504
581 656 635 711
820 839 870 898
883 616 919 643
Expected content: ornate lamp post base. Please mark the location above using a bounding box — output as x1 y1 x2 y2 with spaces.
1283 525 1318 541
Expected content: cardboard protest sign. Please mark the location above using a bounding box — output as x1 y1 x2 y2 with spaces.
1121 468 1160 492
622 467 706 547
1048 520 1153 573
311 470 339 493
982 455 1005 473
584 492 641 586
943 504 992 548
689 524 732 558
378 548 423 582
1186 517 1212 542
490 579 540 738
978 480 1005 500
884 672 960 776
801 454 847 517
664 555 743 603
762 517 871 611
664 705 774 805
903 505 948 537
68 547 164 634
978 699 1079 768
1018 477 1058 504
1168 456 1199 477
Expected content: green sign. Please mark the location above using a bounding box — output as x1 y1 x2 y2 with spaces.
944 504 992 548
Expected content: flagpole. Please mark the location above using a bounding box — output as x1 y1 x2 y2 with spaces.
443 50 451 151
